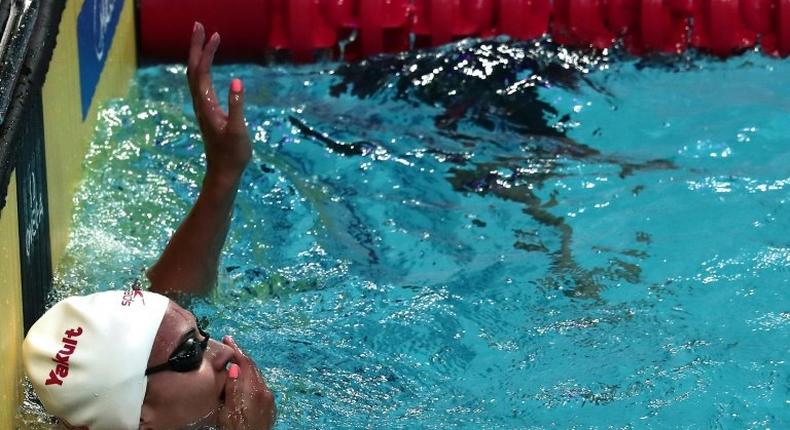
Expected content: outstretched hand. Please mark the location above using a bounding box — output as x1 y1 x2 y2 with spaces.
147 24 252 298
188 22 252 180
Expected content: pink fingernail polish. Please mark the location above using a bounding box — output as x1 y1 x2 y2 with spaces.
228 363 240 379
231 78 243 93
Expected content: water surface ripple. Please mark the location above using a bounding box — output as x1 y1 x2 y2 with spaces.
29 40 789 429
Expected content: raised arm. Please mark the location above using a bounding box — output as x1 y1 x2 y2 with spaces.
148 23 252 298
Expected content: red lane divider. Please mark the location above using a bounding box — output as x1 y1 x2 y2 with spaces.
552 0 616 49
290 0 337 62
497 0 551 42
741 0 773 34
140 0 269 61
635 0 688 54
334 0 410 62
139 0 790 62
456 0 496 38
412 0 498 48
606 0 638 36
778 0 790 56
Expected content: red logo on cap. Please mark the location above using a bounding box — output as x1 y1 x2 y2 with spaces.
121 281 146 306
44 327 83 386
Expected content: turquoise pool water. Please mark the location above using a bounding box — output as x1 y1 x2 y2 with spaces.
40 40 790 428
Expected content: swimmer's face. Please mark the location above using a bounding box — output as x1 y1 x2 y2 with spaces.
139 301 275 429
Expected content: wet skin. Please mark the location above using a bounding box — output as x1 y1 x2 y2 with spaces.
141 22 275 429
140 301 276 429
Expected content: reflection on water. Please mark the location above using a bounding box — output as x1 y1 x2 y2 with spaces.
22 39 790 428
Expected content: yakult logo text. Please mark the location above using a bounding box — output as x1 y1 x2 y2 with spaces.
44 327 83 386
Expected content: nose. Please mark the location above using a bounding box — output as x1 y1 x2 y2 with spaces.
206 338 235 372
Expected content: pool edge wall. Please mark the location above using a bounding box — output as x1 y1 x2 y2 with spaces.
0 173 23 428
44 0 138 271
0 0 137 426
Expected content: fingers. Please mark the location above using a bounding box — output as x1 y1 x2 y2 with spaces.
219 336 274 429
186 24 224 129
223 367 240 402
228 363 241 380
187 22 205 91
198 32 221 75
224 335 251 365
219 371 242 425
224 335 262 381
227 78 246 132
197 33 221 104
219 337 244 425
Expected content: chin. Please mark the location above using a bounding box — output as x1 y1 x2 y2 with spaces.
182 406 221 430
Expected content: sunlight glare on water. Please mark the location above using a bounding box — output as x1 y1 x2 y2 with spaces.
23 39 789 429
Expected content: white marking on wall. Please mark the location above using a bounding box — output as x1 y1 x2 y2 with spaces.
24 169 43 260
93 0 120 61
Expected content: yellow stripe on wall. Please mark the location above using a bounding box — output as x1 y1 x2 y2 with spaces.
0 173 24 430
0 0 137 424
43 0 137 271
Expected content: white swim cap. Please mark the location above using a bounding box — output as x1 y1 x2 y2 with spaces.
22 289 170 430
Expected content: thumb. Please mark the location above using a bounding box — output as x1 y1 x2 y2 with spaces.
219 367 242 424
227 78 246 131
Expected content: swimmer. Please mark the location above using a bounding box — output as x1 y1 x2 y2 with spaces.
22 23 275 429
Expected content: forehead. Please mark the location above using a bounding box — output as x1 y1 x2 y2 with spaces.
147 301 196 365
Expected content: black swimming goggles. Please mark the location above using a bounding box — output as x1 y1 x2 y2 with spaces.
145 327 210 376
